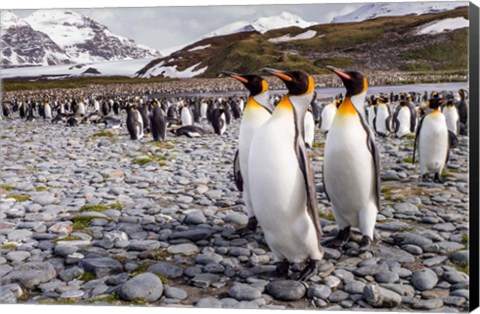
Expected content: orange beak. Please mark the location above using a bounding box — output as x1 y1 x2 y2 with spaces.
261 68 293 82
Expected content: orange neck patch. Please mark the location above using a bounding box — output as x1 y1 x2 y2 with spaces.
246 96 264 110
277 96 293 111
337 97 357 116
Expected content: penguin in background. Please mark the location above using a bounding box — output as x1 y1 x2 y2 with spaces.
44 101 52 120
200 99 208 120
126 104 144 140
180 101 193 126
139 103 150 134
94 99 100 112
113 101 120 115
222 71 273 234
26 104 35 122
248 68 324 281
374 97 391 137
442 96 460 136
211 107 227 135
322 66 380 254
393 94 417 138
2 102 12 119
19 102 27 119
310 91 321 125
366 99 376 130
77 100 86 116
413 97 457 183
456 89 468 135
319 97 341 133
150 101 167 142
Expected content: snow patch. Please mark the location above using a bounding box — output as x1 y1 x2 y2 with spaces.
416 17 468 35
144 62 207 78
332 2 465 23
269 30 318 43
188 44 211 52
1 58 155 79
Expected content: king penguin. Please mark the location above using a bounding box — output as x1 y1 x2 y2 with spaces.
374 97 391 137
180 101 193 126
323 66 380 253
413 97 456 183
44 101 52 120
442 96 460 136
319 98 341 133
222 71 273 233
393 94 417 138
248 68 324 281
304 106 315 148
126 104 144 140
150 100 167 142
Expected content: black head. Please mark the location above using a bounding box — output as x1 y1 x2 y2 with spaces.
222 71 267 96
427 97 445 110
326 66 367 97
261 68 314 96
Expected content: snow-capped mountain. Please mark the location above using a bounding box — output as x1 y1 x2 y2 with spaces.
332 2 465 23
24 10 160 64
1 11 73 68
205 11 315 38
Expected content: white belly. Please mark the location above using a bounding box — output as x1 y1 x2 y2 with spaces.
375 106 390 134
396 107 411 137
200 103 208 118
181 108 192 126
249 111 321 262
44 106 52 119
320 105 336 132
324 114 376 228
239 108 271 215
367 107 375 128
443 107 459 135
419 113 449 174
304 111 315 146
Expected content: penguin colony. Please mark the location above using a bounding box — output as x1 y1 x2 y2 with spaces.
0 71 468 282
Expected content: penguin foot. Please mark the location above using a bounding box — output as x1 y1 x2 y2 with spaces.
322 226 351 248
421 174 430 182
358 236 374 254
297 259 320 282
236 217 258 235
434 173 444 184
275 260 290 277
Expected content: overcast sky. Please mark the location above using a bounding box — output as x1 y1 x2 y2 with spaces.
13 3 363 51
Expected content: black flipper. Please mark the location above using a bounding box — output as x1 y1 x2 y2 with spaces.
446 130 459 164
295 138 323 246
413 115 426 165
233 149 243 192
386 104 392 133
392 105 401 135
408 103 417 133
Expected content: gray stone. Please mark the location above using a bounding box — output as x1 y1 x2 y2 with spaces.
7 229 32 242
363 283 402 308
170 228 212 241
128 240 161 251
266 280 306 301
6 251 30 262
196 252 223 265
411 269 438 291
60 290 84 299
376 245 415 263
224 212 248 225
59 266 84 282
119 273 163 302
164 286 188 300
401 244 423 255
328 290 349 302
191 273 221 288
32 194 56 206
185 210 207 224
106 273 130 285
452 289 469 299
392 232 433 247
307 284 331 299
2 262 56 289
393 203 419 215
147 262 184 279
54 244 78 257
413 298 444 310
0 288 16 304
443 270 469 284
196 297 223 308
79 257 123 278
375 271 399 283
344 281 366 294
167 243 199 255
450 250 468 266
443 296 466 306
380 284 415 297
228 283 262 301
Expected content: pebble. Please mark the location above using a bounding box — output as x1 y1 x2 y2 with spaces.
119 273 163 302
79 257 123 278
266 280 306 301
167 243 199 255
164 286 188 300
147 262 184 279
363 283 402 308
196 297 223 308
228 283 262 301
2 262 56 289
411 269 438 291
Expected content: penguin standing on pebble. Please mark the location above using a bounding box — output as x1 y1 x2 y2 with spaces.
323 66 380 254
442 96 460 136
393 95 417 138
413 97 457 183
249 68 324 281
223 71 273 233
150 101 167 142
126 104 144 140
374 97 391 137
